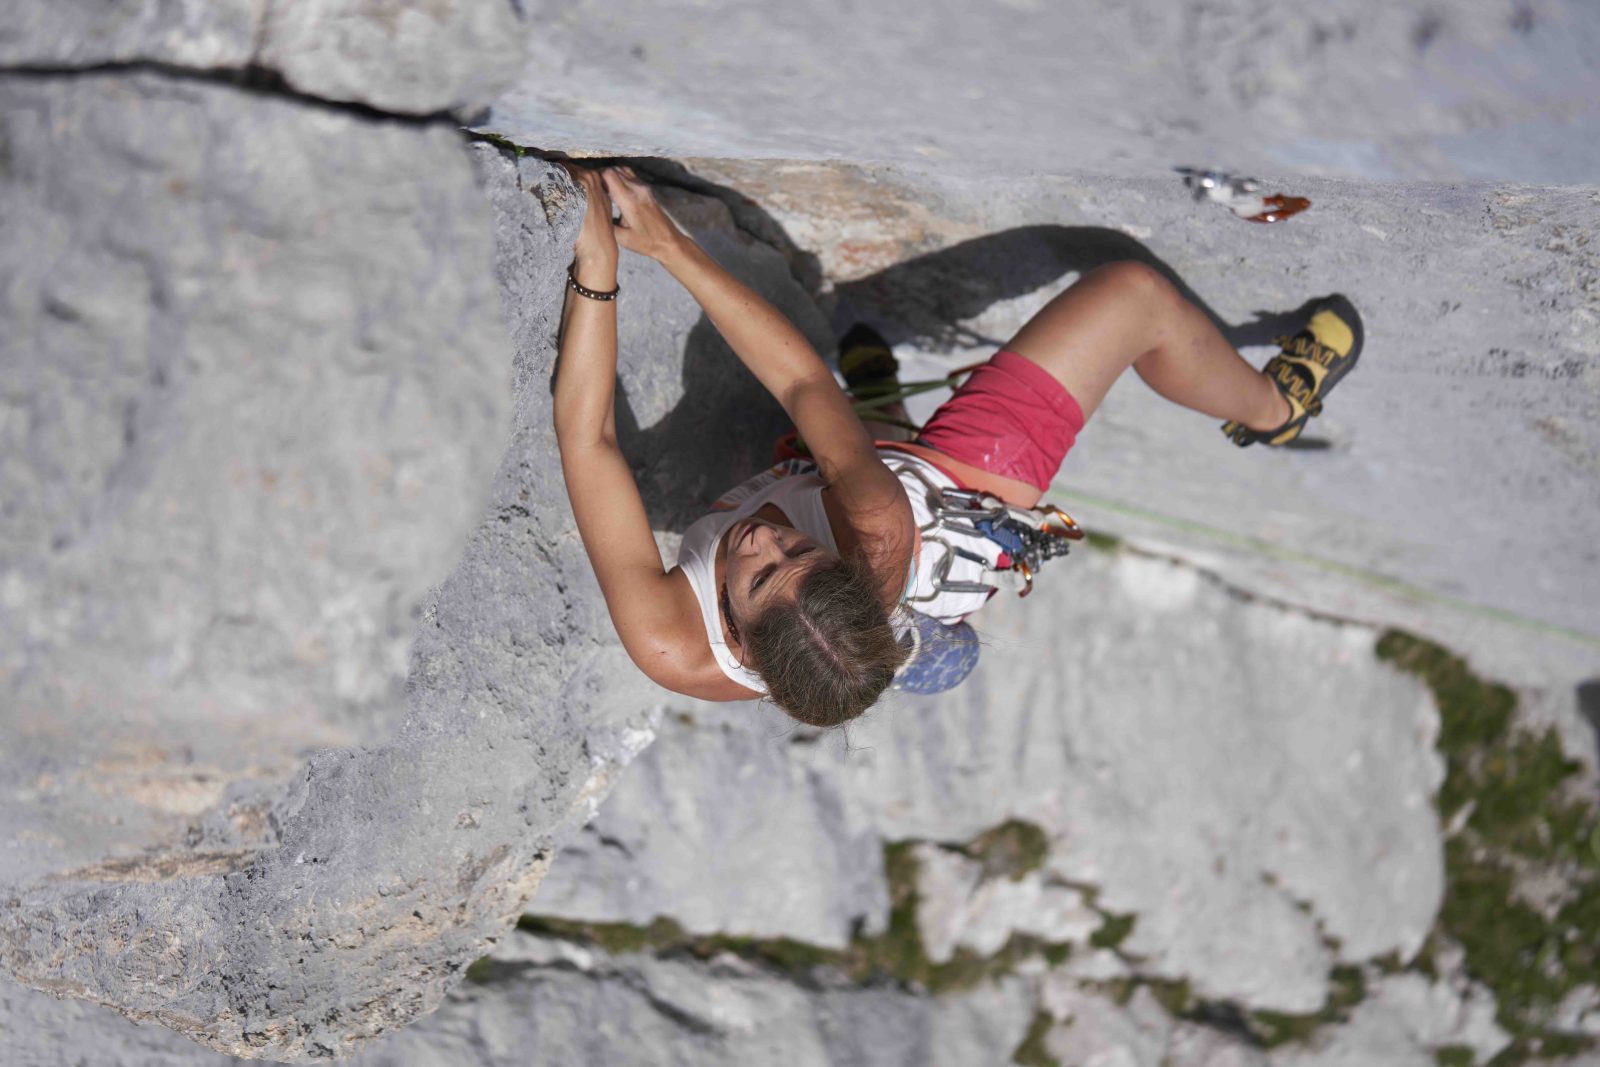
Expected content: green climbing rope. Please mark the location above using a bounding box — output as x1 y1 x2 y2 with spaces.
1056 487 1600 650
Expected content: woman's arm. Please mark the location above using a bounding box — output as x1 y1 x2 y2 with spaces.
603 168 914 598
553 166 761 700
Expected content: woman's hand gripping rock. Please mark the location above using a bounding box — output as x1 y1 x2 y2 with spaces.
561 163 619 290
603 166 688 263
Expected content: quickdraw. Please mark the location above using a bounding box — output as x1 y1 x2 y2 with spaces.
894 462 1085 601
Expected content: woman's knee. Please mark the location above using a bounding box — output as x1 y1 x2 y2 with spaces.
1085 260 1171 303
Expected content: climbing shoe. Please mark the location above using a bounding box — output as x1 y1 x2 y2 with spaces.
1222 294 1364 447
838 323 900 398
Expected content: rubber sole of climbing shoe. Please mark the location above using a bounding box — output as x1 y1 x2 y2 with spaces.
1222 293 1364 448
838 322 900 395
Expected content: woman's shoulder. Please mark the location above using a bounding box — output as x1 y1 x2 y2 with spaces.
647 567 765 701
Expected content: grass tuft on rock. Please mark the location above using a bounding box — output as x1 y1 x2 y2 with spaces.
960 819 1051 882
1088 912 1137 951
1376 630 1600 1064
1247 965 1368 1048
468 131 527 159
512 830 1075 996
1010 1011 1062 1067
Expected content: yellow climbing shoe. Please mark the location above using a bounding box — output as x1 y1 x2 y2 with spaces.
1223 294 1364 447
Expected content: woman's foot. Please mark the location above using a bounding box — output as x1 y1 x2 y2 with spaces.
839 323 900 395
839 323 915 441
1222 295 1364 447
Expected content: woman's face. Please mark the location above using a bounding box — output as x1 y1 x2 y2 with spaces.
723 517 831 632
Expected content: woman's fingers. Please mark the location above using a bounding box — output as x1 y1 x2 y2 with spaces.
601 167 637 204
596 165 676 258
565 165 614 220
600 169 638 223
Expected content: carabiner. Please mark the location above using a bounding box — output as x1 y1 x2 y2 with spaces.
1038 505 1086 541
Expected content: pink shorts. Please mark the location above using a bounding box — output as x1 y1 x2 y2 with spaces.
916 350 1085 493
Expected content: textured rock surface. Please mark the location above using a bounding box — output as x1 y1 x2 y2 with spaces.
1037 981 1268 1067
0 83 654 1057
0 71 510 889
258 0 526 115
1269 973 1509 1067
0 0 261 69
487 0 1600 184
0 0 525 114
909 843 1103 966
2 928 1038 1067
6 0 1600 1063
349 929 1037 1067
534 550 1445 1012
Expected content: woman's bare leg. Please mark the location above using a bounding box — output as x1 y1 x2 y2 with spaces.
1001 261 1290 430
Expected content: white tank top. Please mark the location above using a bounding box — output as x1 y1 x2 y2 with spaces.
676 459 838 692
677 450 1001 692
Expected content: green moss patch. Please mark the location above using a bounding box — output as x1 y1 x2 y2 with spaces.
1377 630 1600 1064
468 131 528 159
1088 912 1137 951
515 833 1076 996
959 819 1051 882
516 913 837 973
1248 966 1368 1048
1010 1011 1062 1067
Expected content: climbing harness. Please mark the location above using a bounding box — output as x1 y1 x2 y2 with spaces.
832 354 1089 601
887 466 1083 695
892 460 1084 602
813 331 1092 695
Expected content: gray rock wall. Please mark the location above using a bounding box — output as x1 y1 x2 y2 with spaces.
0 72 511 888
532 550 1446 1013
5 1 1600 1064
0 98 659 1052
0 0 525 114
486 0 1600 184
0 2 678 1060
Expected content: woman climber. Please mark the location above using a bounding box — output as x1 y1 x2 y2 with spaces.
552 164 1363 725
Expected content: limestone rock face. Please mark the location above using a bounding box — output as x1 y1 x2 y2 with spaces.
1 928 1038 1067
347 929 1037 1067
0 71 512 889
0 0 525 114
6 1 1600 1063
487 0 1600 184
0 71 648 1058
0 0 262 69
258 0 527 115
534 551 1446 1013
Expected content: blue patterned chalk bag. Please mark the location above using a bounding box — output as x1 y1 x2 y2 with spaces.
893 609 980 695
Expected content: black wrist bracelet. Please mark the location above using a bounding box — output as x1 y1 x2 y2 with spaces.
568 263 620 302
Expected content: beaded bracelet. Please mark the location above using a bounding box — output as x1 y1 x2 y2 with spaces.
567 263 620 302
